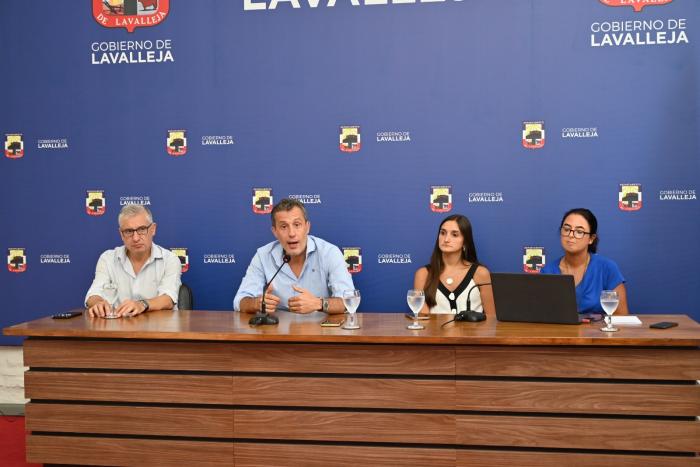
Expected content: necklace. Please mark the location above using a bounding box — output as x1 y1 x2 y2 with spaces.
444 262 470 286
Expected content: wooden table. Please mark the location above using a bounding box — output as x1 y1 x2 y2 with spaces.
5 311 700 466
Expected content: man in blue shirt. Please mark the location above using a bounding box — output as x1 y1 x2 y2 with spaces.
234 198 354 315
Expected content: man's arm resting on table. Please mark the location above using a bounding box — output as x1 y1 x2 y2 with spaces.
114 294 174 317
325 297 346 315
87 294 174 317
239 296 261 314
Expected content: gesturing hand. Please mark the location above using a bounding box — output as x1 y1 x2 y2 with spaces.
260 283 280 313
288 286 320 314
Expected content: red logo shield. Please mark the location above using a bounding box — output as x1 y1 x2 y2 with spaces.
93 0 170 33
599 0 673 13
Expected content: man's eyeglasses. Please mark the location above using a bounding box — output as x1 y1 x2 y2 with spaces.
121 224 152 238
560 225 590 239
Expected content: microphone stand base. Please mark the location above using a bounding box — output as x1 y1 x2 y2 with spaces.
249 312 279 326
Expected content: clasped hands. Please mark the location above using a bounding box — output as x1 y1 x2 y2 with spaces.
260 284 320 314
88 299 147 318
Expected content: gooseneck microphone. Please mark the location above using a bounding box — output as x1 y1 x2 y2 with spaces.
442 282 491 327
249 251 291 326
463 282 491 318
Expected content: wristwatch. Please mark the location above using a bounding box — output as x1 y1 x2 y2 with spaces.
139 299 150 312
321 298 329 312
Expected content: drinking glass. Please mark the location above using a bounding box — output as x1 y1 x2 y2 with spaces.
102 281 119 319
407 289 425 330
342 289 361 330
600 290 619 332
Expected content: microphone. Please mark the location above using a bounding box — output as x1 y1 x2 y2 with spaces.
442 282 491 327
249 251 291 326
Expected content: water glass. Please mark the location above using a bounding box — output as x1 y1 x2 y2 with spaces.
600 290 619 332
407 289 425 330
342 289 361 330
102 281 119 319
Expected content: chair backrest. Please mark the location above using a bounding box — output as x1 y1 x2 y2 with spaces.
178 283 193 310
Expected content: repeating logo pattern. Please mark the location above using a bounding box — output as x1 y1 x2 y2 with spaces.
93 0 170 33
7 248 27 273
253 188 273 214
339 126 361 152
430 186 453 213
599 0 673 12
619 184 642 211
343 247 362 274
4 134 24 159
522 122 545 149
171 247 189 273
523 247 545 274
86 191 106 216
167 130 187 156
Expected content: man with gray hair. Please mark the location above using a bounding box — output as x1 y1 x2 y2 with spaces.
85 204 182 318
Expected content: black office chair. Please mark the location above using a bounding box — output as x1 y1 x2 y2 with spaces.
178 283 193 310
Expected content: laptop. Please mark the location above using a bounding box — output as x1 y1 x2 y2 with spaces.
491 273 582 324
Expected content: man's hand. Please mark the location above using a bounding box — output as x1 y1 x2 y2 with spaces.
288 286 321 314
88 300 113 318
260 283 280 313
115 299 148 317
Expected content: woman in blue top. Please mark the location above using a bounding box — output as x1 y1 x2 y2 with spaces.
541 208 629 314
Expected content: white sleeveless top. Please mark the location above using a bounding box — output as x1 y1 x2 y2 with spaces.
429 263 484 315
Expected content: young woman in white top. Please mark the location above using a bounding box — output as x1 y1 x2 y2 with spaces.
413 215 495 317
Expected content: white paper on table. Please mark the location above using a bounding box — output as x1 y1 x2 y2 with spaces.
610 315 643 325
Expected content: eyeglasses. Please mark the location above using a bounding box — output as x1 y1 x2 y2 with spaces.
560 225 590 239
121 224 152 238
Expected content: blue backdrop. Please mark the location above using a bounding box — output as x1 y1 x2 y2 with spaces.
2 0 699 344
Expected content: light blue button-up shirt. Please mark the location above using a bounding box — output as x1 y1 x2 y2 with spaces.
84 243 182 309
233 235 354 311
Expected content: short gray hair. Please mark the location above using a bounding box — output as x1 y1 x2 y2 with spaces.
118 204 153 226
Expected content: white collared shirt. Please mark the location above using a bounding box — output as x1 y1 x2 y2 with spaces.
84 243 182 309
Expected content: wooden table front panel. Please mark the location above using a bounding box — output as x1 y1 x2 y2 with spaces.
24 339 234 371
19 331 700 466
27 435 234 467
26 403 234 438
456 346 700 380
235 443 456 467
457 415 700 452
233 375 456 410
456 380 700 416
456 450 700 467
25 370 234 404
231 342 456 375
234 409 455 444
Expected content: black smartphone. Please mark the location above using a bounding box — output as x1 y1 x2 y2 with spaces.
649 321 678 329
52 311 83 319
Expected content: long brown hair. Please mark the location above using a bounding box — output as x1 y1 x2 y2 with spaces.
423 215 479 308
